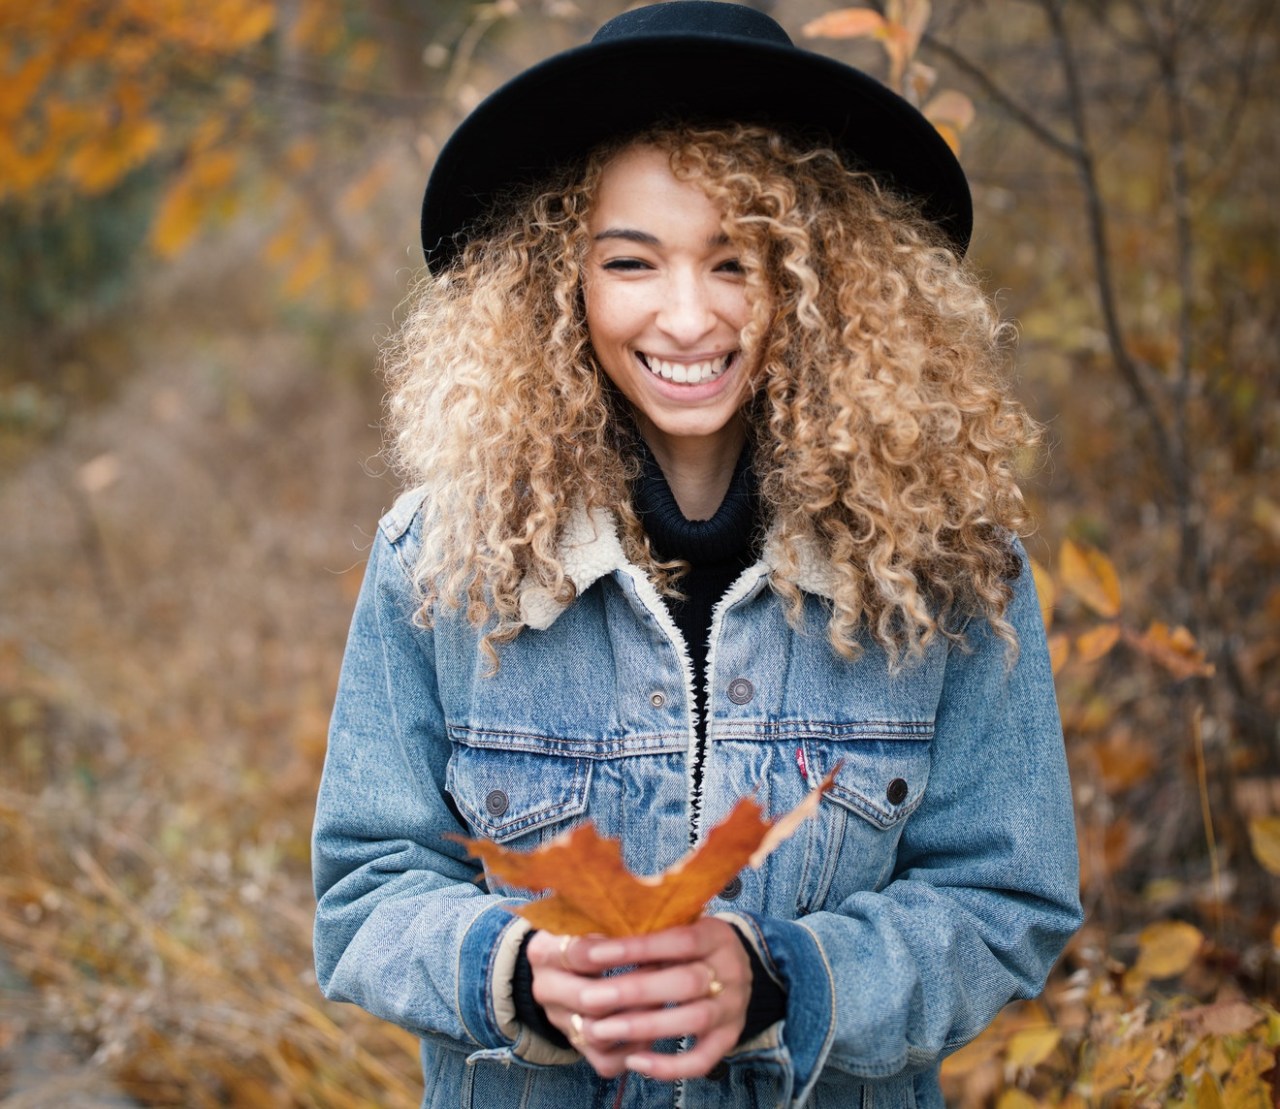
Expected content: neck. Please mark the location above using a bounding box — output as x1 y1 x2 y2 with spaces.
638 418 747 520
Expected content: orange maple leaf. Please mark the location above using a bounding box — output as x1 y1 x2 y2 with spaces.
450 769 838 937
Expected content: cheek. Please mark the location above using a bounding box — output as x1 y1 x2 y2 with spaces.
585 287 641 347
717 286 751 331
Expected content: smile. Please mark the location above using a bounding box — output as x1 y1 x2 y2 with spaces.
636 352 734 385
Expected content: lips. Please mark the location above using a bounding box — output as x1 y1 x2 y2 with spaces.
636 352 734 385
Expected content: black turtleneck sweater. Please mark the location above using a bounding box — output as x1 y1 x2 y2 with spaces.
509 443 787 1051
631 440 761 752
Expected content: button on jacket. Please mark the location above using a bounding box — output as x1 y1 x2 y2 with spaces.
312 488 1082 1109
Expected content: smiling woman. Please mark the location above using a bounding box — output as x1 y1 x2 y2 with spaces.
585 144 756 518
311 4 1082 1108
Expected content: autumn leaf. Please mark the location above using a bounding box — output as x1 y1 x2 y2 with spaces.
1179 1001 1265 1038
801 8 887 40
1048 632 1070 675
1005 1025 1062 1071
996 1090 1041 1109
1075 623 1121 664
1133 920 1203 979
1246 816 1280 875
1124 621 1215 680
924 89 976 131
452 770 837 937
1029 557 1056 632
1059 539 1122 619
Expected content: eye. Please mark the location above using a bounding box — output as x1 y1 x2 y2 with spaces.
715 258 745 275
601 257 652 272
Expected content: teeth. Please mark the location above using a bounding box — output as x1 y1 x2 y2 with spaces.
640 353 732 384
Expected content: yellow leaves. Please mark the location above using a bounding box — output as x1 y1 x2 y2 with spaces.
801 8 887 39
1133 920 1203 980
1005 1025 1062 1071
1246 816 1280 875
1060 538 1122 619
1035 539 1214 681
1029 557 1056 632
67 113 164 194
453 771 836 937
923 89 976 155
995 1091 1039 1109
120 0 274 52
150 148 240 257
1125 621 1216 680
1080 730 1156 795
1075 622 1121 664
803 2 974 150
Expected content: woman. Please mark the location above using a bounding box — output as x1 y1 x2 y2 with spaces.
312 4 1082 1107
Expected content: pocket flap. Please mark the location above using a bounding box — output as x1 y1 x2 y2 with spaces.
446 738 591 843
804 727 932 830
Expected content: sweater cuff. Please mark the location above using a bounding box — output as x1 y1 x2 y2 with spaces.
511 929 572 1051
729 917 789 1042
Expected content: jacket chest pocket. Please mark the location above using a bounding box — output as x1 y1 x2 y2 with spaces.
445 730 592 891
797 724 933 910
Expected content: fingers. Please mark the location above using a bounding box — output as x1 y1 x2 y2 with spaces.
572 922 717 972
523 922 754 1081
624 1023 742 1081
525 930 591 975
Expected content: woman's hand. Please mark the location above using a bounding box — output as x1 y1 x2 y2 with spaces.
526 917 752 1080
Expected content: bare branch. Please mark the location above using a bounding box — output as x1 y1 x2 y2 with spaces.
919 34 1083 161
1038 0 1177 476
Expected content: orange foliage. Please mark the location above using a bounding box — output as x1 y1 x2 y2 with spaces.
453 771 837 937
802 0 975 149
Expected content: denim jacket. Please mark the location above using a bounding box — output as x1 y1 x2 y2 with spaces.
312 488 1082 1109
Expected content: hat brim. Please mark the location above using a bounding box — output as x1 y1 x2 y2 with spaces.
421 34 972 270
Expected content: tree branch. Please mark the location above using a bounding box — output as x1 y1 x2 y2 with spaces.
1038 0 1177 478
919 33 1083 162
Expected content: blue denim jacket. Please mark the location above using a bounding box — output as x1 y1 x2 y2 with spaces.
312 489 1082 1109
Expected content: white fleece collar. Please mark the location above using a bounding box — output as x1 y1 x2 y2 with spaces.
517 504 836 630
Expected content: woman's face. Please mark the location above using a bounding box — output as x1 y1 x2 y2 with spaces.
584 144 755 460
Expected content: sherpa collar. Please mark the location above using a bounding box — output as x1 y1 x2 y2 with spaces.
517 504 836 630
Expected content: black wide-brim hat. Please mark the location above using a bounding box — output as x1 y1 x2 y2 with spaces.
420 1 972 271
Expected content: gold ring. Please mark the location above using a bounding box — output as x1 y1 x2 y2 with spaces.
558 935 574 971
706 964 724 998
569 1011 587 1050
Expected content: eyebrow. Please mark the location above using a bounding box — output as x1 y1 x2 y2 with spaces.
593 229 732 247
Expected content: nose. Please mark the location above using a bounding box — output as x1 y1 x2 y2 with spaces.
656 270 718 346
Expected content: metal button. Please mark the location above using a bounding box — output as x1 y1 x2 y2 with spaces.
719 875 743 900
649 690 666 708
886 778 908 805
484 789 509 816
727 678 754 705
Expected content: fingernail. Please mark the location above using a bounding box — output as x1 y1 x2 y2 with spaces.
580 983 619 1006
587 941 626 963
625 1054 652 1075
592 1017 628 1039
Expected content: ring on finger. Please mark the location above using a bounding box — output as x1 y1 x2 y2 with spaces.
568 1011 587 1050
558 935 574 971
705 963 724 999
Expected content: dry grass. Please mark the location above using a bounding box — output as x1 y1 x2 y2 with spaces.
0 258 422 1104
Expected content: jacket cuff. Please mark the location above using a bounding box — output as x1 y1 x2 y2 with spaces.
458 901 525 1048
720 911 835 1105
720 913 789 1043
483 918 580 1066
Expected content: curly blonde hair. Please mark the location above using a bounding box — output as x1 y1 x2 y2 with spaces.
382 123 1036 664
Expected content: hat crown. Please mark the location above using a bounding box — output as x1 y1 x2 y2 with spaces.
591 2 793 48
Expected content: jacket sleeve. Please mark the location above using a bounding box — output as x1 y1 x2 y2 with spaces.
311 521 566 1062
737 543 1083 1104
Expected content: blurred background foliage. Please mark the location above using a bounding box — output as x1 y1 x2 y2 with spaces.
0 0 1276 1104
